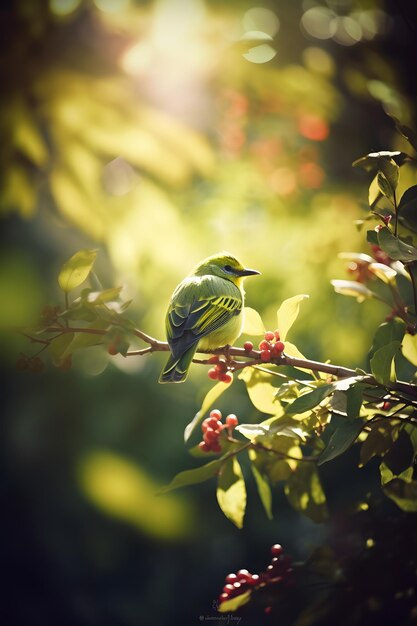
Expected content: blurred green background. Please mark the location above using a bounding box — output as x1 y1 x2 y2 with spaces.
1 1 416 624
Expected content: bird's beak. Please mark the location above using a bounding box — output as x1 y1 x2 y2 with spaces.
239 268 261 277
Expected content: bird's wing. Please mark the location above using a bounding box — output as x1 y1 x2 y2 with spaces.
166 275 242 359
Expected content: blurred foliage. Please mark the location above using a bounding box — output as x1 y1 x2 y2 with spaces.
2 0 417 625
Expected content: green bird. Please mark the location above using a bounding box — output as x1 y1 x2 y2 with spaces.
159 252 260 383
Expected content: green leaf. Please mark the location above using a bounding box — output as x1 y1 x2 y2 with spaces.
369 174 382 207
268 416 310 440
218 590 252 613
366 229 379 245
377 227 417 262
359 422 398 467
393 118 417 153
159 459 223 493
284 463 328 523
242 307 265 335
277 294 309 341
369 319 406 359
352 151 407 170
377 158 399 201
85 287 123 305
368 262 397 284
345 385 364 419
285 383 335 416
238 367 280 415
235 423 268 440
61 328 107 358
380 463 417 512
217 457 247 528
330 280 376 302
58 249 98 292
398 185 417 231
184 381 230 443
402 333 417 366
251 464 273 520
383 430 414 476
370 340 401 386
318 415 364 465
48 332 74 364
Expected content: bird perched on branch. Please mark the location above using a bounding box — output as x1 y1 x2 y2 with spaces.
159 252 260 383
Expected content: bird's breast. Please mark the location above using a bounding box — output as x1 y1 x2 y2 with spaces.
198 310 243 351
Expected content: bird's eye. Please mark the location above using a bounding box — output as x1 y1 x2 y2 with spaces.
224 264 233 273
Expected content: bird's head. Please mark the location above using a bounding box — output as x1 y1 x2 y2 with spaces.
193 252 261 286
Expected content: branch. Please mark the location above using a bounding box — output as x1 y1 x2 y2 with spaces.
33 324 417 398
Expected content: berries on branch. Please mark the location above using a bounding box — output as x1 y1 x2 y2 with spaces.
198 409 239 453
207 356 233 383
259 329 285 362
218 543 293 610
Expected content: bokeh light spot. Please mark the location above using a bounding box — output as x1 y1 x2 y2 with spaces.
242 7 280 37
102 157 138 196
243 43 276 64
298 162 325 189
303 46 335 76
269 168 296 196
93 0 130 13
298 114 329 141
332 15 362 46
49 0 81 16
300 7 337 40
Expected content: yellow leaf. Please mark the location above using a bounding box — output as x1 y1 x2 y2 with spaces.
58 249 98 292
402 333 417 366
242 306 265 335
277 294 309 341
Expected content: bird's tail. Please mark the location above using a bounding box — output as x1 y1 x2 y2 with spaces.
159 347 196 383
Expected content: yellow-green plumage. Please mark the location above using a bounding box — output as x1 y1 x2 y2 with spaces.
159 252 260 383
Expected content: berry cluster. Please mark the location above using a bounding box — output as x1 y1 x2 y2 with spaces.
219 544 292 607
258 330 285 362
370 243 392 266
207 356 233 384
16 355 45 373
347 260 372 284
198 409 238 453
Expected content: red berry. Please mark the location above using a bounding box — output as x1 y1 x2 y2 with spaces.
264 606 272 615
226 414 238 429
249 574 260 586
237 569 251 581
274 330 280 341
216 361 227 373
260 349 270 362
225 573 238 584
201 418 211 433
208 368 219 380
211 441 222 453
210 409 222 420
108 343 118 355
264 331 275 341
204 428 219 444
198 441 212 453
271 544 283 557
273 341 285 356
259 339 270 351
223 584 235 593
206 417 222 431
208 355 220 364
243 340 253 352
233 582 242 590
219 593 229 603
219 372 233 384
